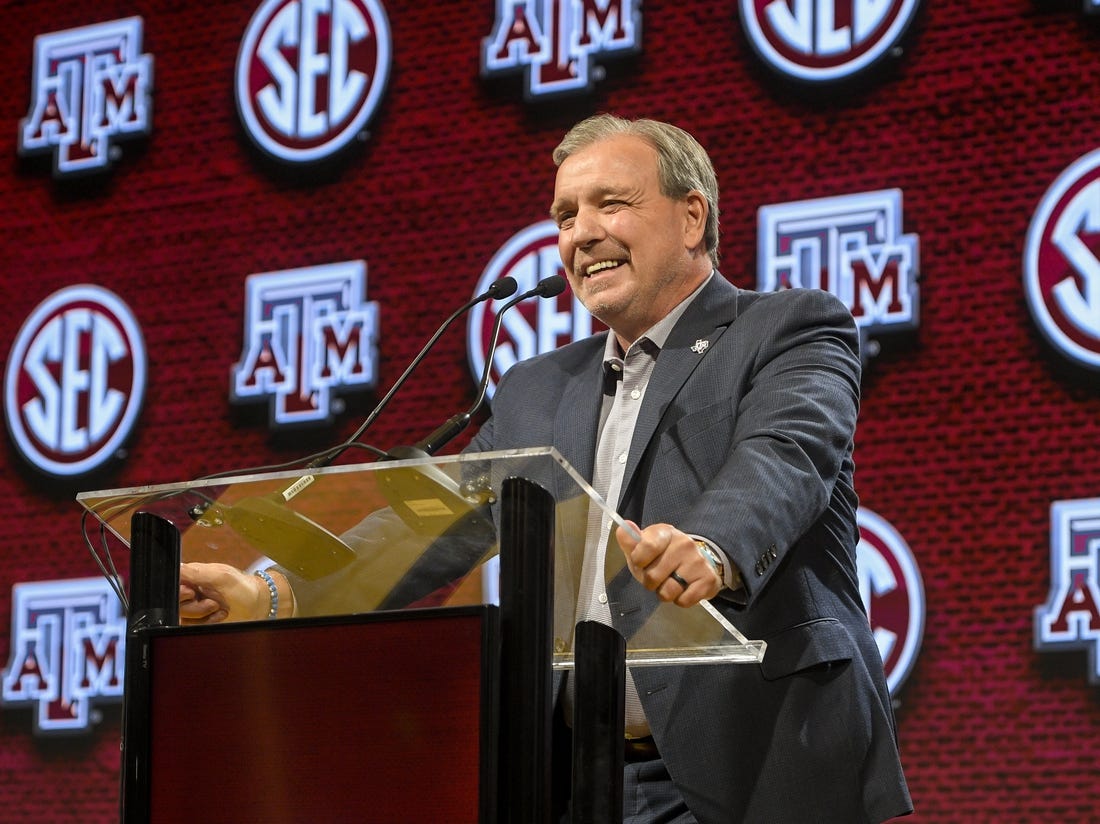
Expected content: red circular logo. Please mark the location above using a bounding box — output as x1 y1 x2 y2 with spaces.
4 285 146 476
467 221 602 399
740 0 920 83
236 0 391 163
1024 149 1100 370
856 508 924 694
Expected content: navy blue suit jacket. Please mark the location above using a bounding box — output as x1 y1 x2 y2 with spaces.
467 274 912 823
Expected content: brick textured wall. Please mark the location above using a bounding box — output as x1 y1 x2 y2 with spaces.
2 1 1099 820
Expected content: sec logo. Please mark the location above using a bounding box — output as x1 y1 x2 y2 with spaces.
4 285 146 477
740 0 921 84
236 0 392 163
467 221 597 400
1024 148 1100 371
856 507 925 695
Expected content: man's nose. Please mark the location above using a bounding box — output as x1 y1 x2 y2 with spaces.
570 208 603 248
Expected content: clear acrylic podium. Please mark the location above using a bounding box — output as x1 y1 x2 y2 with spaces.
79 447 765 823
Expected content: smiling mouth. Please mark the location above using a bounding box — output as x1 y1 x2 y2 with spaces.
584 260 624 277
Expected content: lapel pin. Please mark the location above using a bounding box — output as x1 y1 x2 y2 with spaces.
691 339 709 354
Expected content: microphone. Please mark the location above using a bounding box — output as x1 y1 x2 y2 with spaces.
390 274 568 458
378 275 567 536
186 277 519 578
306 275 519 470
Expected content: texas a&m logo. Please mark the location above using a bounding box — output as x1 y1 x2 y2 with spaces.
856 508 925 695
236 0 392 163
482 0 641 99
4 285 147 477
757 189 919 357
467 221 596 398
1035 498 1100 684
2 578 126 736
1023 149 1100 371
231 261 380 427
19 17 153 177
740 0 920 84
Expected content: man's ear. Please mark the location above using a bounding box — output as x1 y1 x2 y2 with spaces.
683 190 708 251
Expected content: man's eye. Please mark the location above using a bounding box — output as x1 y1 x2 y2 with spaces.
558 214 575 227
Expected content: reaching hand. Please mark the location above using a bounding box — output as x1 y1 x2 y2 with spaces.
179 562 268 624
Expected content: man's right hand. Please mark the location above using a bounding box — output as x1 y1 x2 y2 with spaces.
179 562 269 624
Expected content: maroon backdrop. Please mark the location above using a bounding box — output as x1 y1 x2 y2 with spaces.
2 0 1099 821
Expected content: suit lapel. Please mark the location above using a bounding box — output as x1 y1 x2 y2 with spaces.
552 337 607 483
618 276 741 506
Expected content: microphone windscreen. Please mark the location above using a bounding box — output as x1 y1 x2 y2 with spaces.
487 276 518 300
536 274 567 298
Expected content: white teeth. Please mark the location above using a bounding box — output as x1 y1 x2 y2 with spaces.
585 260 621 276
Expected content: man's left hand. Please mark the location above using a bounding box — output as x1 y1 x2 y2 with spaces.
616 521 722 607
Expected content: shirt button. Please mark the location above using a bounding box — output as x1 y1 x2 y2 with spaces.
618 452 627 463
630 388 641 400
598 594 608 604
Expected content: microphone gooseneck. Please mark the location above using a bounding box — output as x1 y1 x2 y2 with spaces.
393 274 568 459
184 276 522 575
305 275 519 470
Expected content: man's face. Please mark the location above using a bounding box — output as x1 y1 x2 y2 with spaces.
550 134 706 345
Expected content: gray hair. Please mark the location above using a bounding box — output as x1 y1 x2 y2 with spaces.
553 114 721 265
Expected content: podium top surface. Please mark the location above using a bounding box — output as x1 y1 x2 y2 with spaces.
79 447 764 668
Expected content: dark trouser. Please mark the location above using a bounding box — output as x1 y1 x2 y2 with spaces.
560 746 698 824
622 754 698 824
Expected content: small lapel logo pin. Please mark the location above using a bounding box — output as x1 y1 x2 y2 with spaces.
691 339 709 354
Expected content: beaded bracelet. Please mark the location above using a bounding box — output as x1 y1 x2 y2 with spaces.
254 569 279 619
